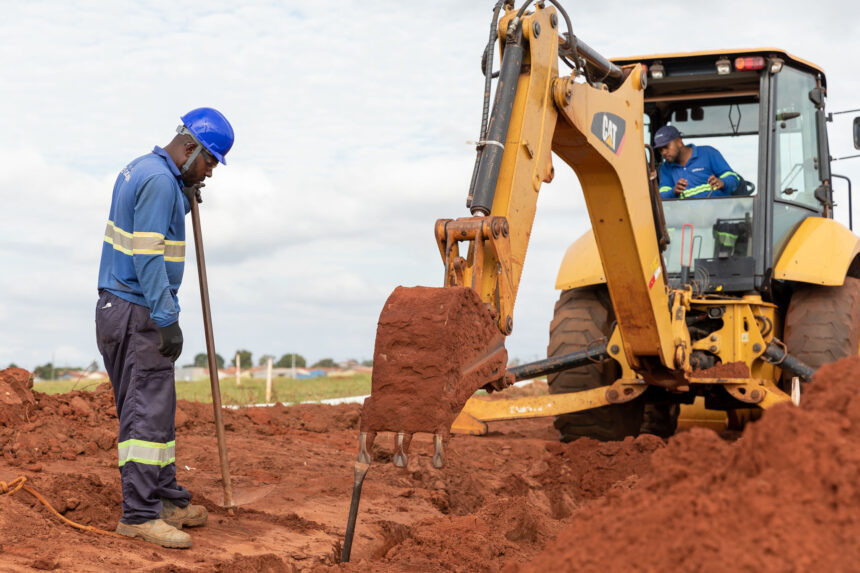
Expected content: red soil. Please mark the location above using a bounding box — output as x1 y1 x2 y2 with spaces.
361 286 507 436
2 356 859 571
509 355 860 572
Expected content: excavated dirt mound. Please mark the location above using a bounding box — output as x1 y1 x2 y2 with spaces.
0 368 36 428
509 355 860 572
3 357 860 571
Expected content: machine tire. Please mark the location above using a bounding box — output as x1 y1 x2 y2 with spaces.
784 277 860 373
547 287 644 441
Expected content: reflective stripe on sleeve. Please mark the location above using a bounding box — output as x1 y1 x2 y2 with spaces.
164 240 185 262
680 183 715 199
716 232 739 247
720 171 740 182
132 232 166 255
659 186 672 194
117 439 176 468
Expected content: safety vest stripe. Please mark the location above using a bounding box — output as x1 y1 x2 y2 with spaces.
117 439 176 468
103 222 184 261
720 171 740 181
659 186 672 193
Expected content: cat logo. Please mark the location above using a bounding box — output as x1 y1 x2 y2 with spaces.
590 112 627 156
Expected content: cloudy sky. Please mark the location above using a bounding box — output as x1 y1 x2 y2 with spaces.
1 1 859 371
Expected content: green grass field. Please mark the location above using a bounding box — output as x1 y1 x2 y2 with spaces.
32 373 372 406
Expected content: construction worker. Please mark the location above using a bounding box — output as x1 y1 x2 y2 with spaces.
654 125 740 199
95 108 234 549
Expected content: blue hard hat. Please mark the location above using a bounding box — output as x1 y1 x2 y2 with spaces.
180 107 234 165
653 125 681 148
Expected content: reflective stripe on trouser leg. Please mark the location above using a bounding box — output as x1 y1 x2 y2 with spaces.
95 291 191 525
118 439 176 467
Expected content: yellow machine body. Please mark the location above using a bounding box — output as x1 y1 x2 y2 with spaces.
447 6 836 435
363 3 856 437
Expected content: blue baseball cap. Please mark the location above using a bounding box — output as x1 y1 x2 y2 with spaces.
653 125 681 148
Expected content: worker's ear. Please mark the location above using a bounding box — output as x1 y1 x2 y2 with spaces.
183 141 197 160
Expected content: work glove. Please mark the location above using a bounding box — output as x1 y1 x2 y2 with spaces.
184 182 204 205
157 322 184 362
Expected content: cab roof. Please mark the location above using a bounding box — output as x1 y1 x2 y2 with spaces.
611 48 826 87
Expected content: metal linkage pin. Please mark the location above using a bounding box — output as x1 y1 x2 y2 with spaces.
432 434 444 469
393 432 409 468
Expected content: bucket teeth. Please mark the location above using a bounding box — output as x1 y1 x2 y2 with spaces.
393 432 411 468
432 434 444 469
357 432 374 465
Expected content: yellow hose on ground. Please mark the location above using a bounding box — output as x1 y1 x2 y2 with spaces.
1 476 123 538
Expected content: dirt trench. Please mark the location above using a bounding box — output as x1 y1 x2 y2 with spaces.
2 358 860 571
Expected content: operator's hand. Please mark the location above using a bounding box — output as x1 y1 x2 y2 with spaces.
183 183 204 205
708 175 725 190
157 322 183 362
674 178 688 195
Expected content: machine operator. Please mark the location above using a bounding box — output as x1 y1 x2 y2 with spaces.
655 125 740 199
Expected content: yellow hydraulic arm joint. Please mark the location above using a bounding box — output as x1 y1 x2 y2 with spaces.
451 379 647 436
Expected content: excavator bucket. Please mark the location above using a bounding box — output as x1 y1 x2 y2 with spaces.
361 286 508 442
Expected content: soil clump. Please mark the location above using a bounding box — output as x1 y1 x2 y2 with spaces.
361 286 508 436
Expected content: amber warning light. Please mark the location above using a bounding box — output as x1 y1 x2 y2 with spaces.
735 56 766 71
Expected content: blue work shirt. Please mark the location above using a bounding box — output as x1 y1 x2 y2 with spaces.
658 144 740 199
98 147 191 327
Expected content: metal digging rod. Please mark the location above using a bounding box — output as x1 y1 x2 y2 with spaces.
341 461 370 563
189 196 236 515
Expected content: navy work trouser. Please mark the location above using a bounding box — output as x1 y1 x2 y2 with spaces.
95 290 191 524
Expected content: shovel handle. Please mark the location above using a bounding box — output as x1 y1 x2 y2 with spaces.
190 198 236 513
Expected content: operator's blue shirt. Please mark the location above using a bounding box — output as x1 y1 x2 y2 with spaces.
658 144 740 199
98 147 190 327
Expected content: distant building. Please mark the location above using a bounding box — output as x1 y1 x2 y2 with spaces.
53 370 109 381
327 369 357 378
174 366 209 382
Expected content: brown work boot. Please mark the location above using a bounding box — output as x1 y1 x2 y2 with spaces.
116 519 191 549
160 499 208 528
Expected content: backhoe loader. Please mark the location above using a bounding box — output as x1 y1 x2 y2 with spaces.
359 0 860 459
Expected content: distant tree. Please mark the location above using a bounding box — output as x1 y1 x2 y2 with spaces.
311 358 337 368
360 359 373 367
258 354 275 367
276 353 306 368
33 362 54 380
233 350 253 368
7 363 19 369
193 352 224 369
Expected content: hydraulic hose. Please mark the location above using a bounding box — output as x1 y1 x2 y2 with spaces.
469 22 525 216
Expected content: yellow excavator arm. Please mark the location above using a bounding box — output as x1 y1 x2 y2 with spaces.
436 4 686 378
